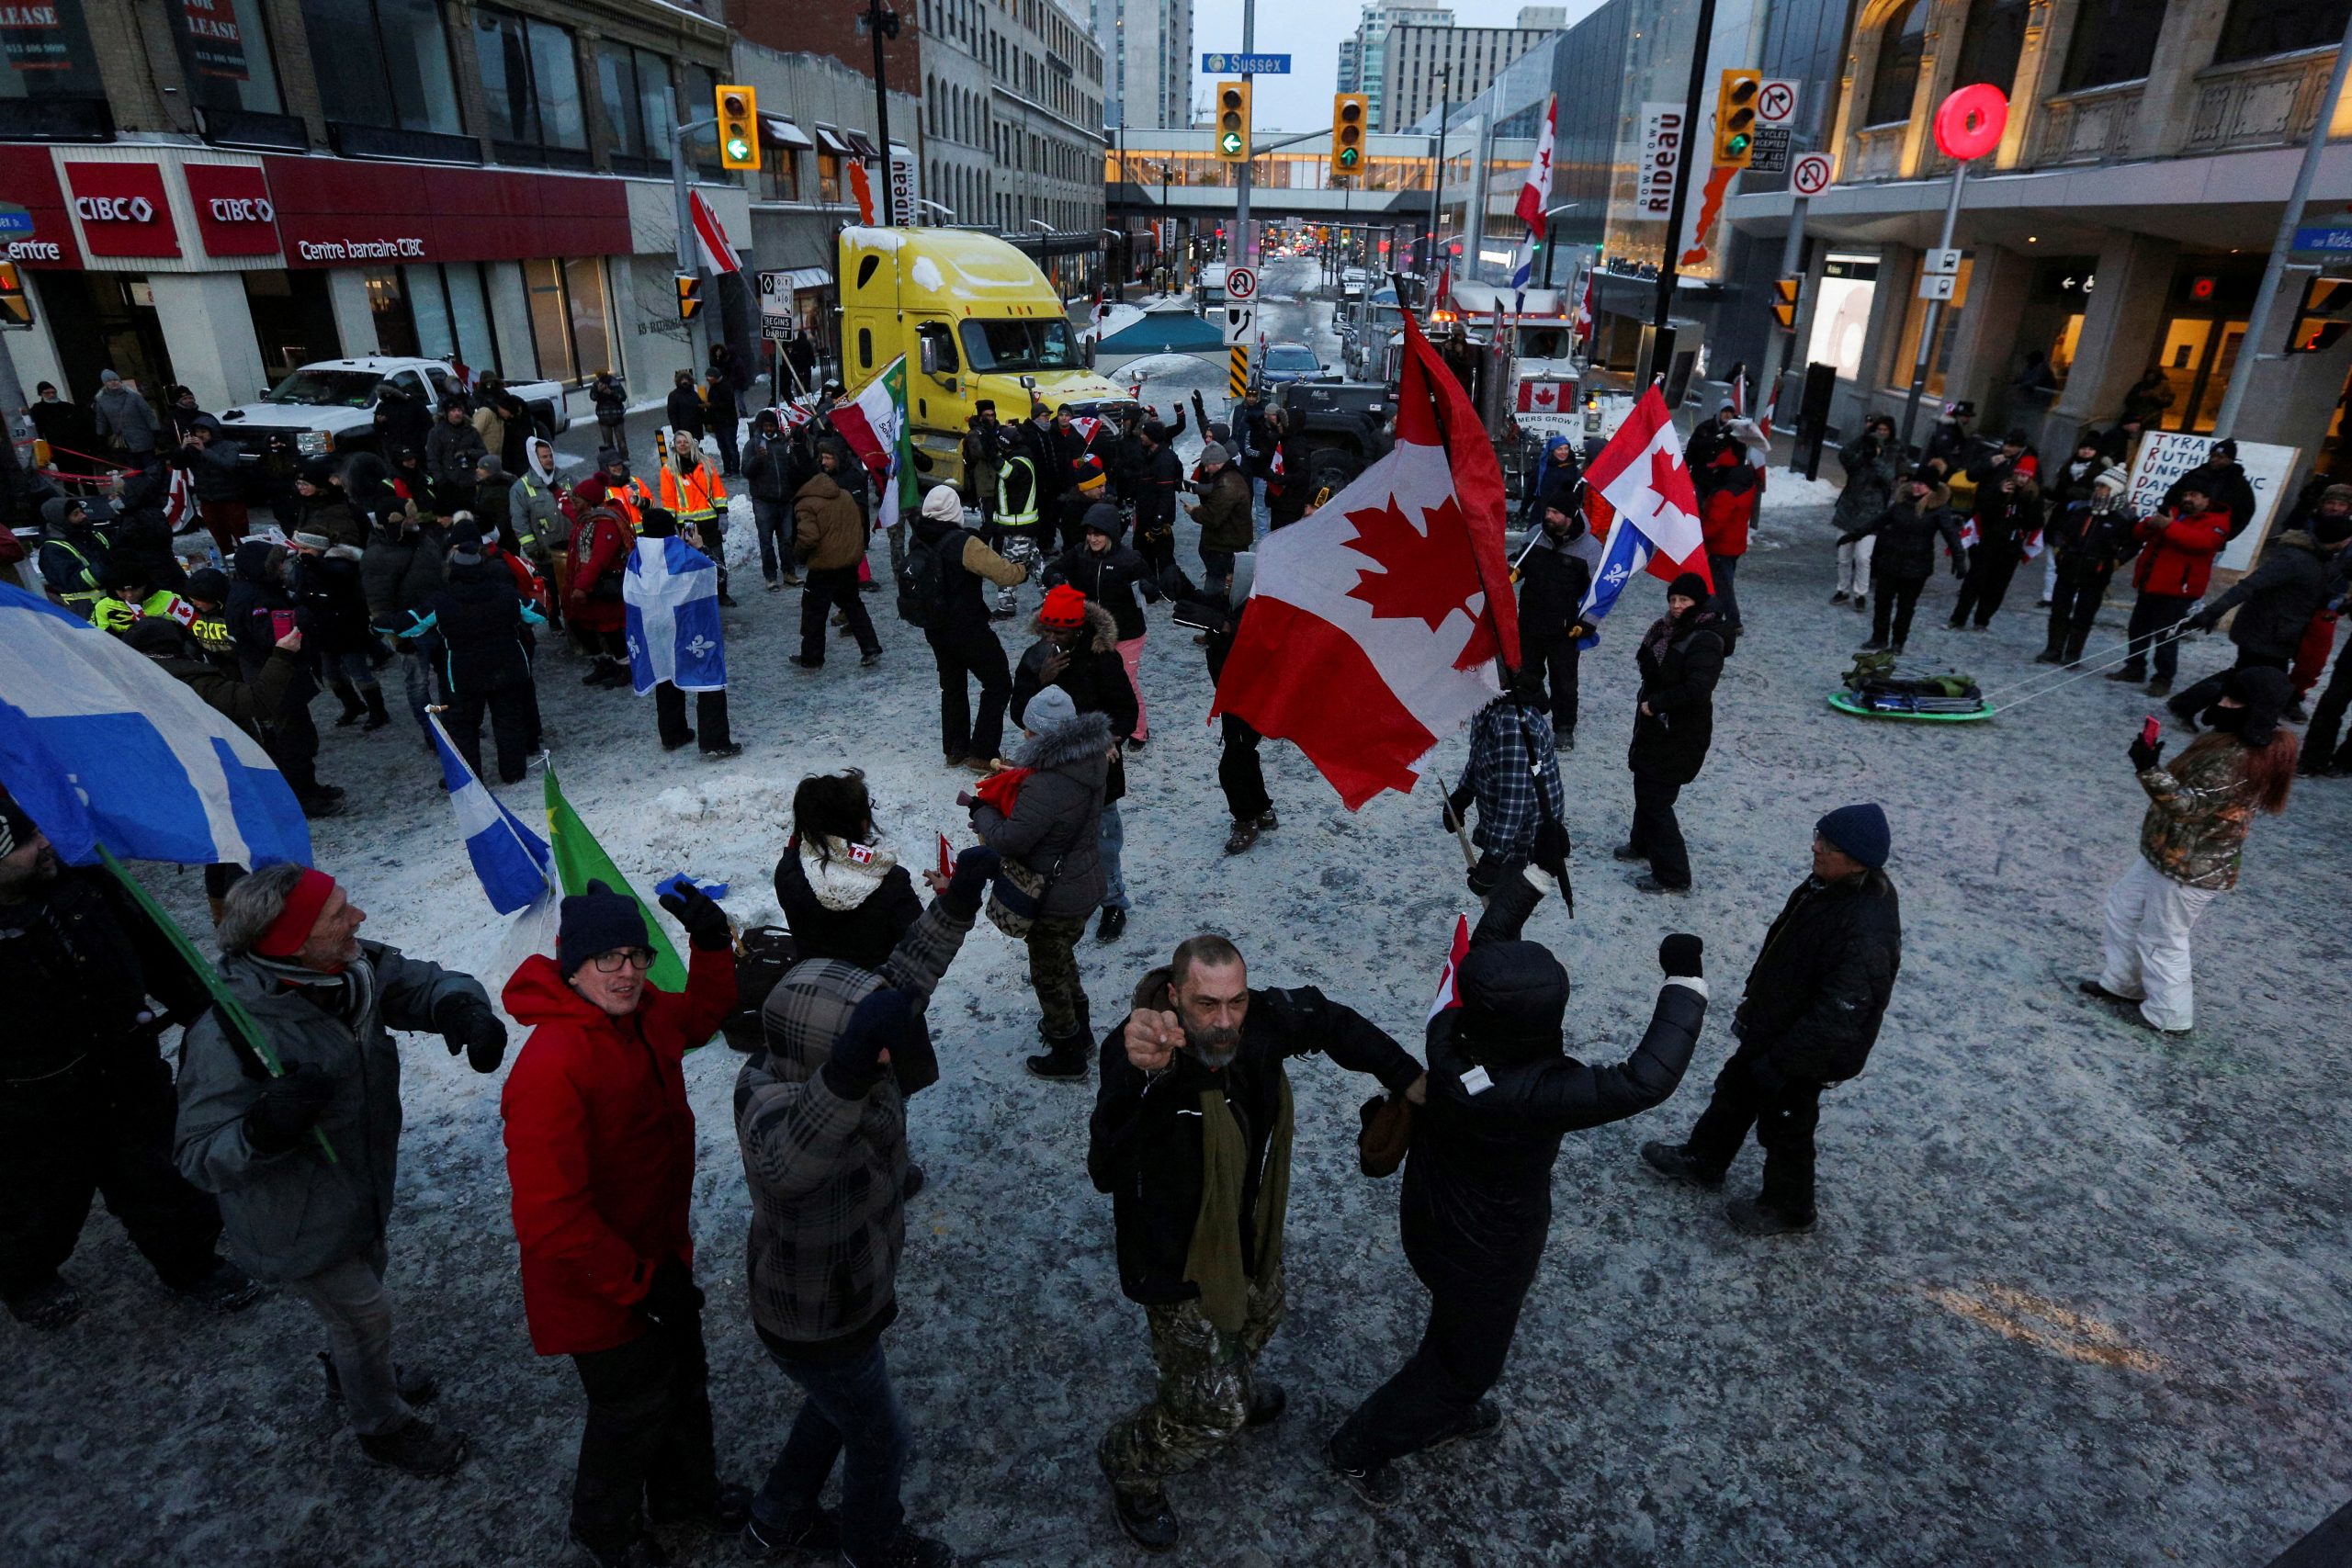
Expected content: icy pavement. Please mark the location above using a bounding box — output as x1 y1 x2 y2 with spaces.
3 481 2348 1568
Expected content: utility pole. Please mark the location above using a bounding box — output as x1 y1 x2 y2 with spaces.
865 0 900 225
671 114 718 374
1426 66 1451 285
1895 158 1968 454
2213 4 2352 438
1235 0 1255 265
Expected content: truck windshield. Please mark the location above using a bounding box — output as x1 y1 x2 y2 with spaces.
260 369 384 409
958 319 1080 373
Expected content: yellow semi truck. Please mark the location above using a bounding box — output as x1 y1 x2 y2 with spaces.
836 226 1131 491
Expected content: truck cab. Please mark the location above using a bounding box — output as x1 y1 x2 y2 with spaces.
838 227 1133 491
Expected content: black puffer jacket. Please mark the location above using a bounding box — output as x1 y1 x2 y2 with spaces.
416 554 533 695
1088 966 1422 1305
1134 444 1183 547
1970 480 2043 563
1517 524 1594 645
1628 605 1725 785
968 711 1112 919
288 547 375 657
1046 523 1161 641
1406 944 1704 1292
360 519 448 626
0 867 211 1083
1858 499 1968 581
1736 870 1903 1084
2046 498 2140 582
2193 531 2344 660
225 539 311 709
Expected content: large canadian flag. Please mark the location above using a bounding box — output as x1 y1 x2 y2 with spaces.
1514 95 1557 234
1212 314 1519 809
1574 386 1712 640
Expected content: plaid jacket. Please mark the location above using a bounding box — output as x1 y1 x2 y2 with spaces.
1464 700 1564 859
735 897 975 1348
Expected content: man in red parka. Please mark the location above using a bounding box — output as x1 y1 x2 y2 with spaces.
1697 444 1757 640
2107 480 2231 698
567 502 635 689
501 879 749 1568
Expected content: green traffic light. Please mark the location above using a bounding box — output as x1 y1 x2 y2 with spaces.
1220 131 1242 154
725 136 752 161
1338 147 1358 167
1729 132 1751 154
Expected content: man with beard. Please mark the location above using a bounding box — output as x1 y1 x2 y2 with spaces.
1088 936 1428 1551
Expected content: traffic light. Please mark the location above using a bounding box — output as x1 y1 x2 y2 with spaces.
675 273 703 321
1331 93 1366 178
717 84 759 171
1216 80 1251 164
1714 69 1760 168
0 261 28 330
1770 276 1800 330
2285 276 2352 354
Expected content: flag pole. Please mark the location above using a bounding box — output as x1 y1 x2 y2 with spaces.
1407 312 1520 681
95 845 337 1165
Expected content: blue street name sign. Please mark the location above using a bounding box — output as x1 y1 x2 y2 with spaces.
2291 226 2352 255
1202 53 1291 74
0 206 34 236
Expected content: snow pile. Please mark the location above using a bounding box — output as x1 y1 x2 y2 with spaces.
909 255 945 292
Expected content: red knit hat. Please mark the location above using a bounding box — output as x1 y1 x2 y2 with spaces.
1040 584 1090 628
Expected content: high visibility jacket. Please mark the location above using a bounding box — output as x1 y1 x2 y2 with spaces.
997 456 1040 530
662 463 727 525
190 606 235 662
40 531 111 612
598 477 655 532
94 589 197 635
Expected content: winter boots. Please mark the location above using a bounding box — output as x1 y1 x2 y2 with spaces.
1024 1022 1092 1082
1639 1140 1724 1190
361 686 392 731
332 681 367 727
356 1415 469 1478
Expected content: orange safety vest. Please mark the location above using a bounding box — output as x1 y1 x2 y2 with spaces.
661 463 727 524
600 477 655 531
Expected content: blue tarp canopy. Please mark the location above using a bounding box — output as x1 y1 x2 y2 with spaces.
1097 308 1225 355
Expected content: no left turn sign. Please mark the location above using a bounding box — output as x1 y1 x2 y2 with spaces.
1791 152 1834 197
1226 265 1257 301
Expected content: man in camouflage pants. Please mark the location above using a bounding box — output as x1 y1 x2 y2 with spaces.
1086 936 1426 1551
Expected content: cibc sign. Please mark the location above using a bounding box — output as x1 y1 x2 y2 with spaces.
187 164 283 257
61 162 181 258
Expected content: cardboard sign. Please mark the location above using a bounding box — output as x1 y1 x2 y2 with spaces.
2123 431 2301 574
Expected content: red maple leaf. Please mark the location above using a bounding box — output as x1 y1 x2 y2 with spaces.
1343 492 1485 632
1646 446 1698 520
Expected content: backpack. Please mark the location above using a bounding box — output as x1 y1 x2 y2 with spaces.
895 526 958 629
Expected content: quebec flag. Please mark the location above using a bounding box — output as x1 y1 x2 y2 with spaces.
623 536 726 695
428 712 550 914
0 582 311 868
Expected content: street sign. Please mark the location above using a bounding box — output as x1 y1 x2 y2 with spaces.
1758 79 1800 127
1917 274 1957 302
0 203 31 236
1203 53 1290 74
1226 265 1257 301
1923 247 1962 276
1747 127 1791 174
1790 152 1834 197
2291 226 2352 256
762 316 799 343
1222 304 1256 345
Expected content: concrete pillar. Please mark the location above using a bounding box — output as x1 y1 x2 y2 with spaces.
2132 0 2227 161
485 262 538 379
148 272 266 415
2233 330 2352 473
2052 230 2179 426
325 269 378 359
9 280 69 399
1944 243 2030 423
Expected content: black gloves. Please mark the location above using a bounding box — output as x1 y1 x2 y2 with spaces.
659 882 733 953
824 987 913 1096
1658 933 1704 978
939 845 1001 919
2128 734 2165 773
244 1061 336 1155
2185 609 2217 634
638 1258 705 1327
1442 783 1473 835
440 997 509 1075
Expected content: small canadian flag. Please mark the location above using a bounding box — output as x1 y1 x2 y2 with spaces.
1517 380 1565 414
1426 914 1472 1021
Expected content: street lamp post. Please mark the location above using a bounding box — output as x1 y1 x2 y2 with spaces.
862 0 900 225
1426 65 1451 285
1539 202 1577 288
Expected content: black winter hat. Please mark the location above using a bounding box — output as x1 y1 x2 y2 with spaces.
185 567 229 604
558 880 649 978
1453 942 1568 1067
124 617 190 657
1668 570 1711 603
298 455 339 488
2224 665 2292 746
2211 438 2238 459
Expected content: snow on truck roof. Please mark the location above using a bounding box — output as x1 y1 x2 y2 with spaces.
841 227 1057 303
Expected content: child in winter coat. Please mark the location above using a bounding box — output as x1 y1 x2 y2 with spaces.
1856 471 1969 653
2039 466 2139 666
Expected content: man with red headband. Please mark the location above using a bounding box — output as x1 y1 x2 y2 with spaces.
174 863 506 1479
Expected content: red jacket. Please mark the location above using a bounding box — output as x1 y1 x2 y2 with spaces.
1701 479 1755 558
2132 507 2230 599
499 944 736 1356
565 508 632 635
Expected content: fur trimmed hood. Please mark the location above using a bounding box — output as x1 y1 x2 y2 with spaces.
1027 598 1118 655
1015 707 1114 771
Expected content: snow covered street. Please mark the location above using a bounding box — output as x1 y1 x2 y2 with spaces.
6 424 2350 1568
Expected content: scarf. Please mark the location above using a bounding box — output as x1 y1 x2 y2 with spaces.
797 835 898 912
252 951 378 1028
973 765 1032 816
1182 1068 1295 1335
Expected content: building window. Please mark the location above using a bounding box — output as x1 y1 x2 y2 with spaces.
168 0 287 116
1953 0 2030 93
593 43 673 167
472 7 584 151
682 62 722 175
764 149 801 201
1891 254 1973 397
818 150 843 203
2059 0 2165 90
0 0 104 99
1865 0 1928 126
299 0 462 134
2218 0 2352 62
400 261 498 374
518 256 613 383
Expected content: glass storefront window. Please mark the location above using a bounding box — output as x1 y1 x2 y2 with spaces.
523 258 573 382
474 7 582 149
0 0 105 98
398 261 497 375
364 266 420 358
300 0 460 134
169 0 285 115
445 262 496 377
563 256 615 379
1891 255 1973 397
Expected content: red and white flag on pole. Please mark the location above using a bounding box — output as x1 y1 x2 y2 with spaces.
1426 913 1472 1021
1574 265 1596 352
1727 368 1748 419
1211 312 1520 809
1431 260 1453 313
1580 385 1711 591
688 191 741 276
1513 95 1557 235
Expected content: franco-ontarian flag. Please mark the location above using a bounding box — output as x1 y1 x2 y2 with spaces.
428 711 550 914
543 761 684 991
0 582 310 869
623 535 727 695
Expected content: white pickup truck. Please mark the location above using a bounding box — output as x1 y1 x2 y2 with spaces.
213 355 571 464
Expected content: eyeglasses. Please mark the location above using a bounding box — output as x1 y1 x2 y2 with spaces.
590 948 658 974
